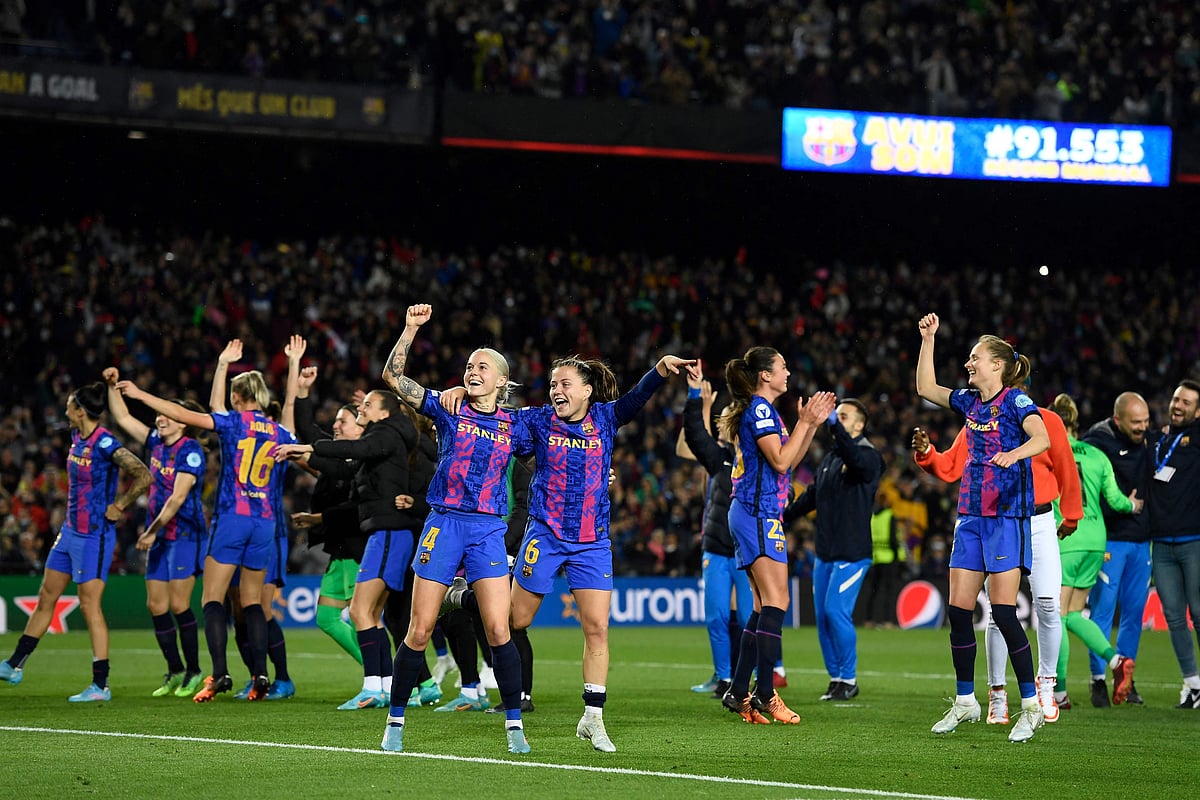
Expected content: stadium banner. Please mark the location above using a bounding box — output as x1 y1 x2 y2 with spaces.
782 107 1173 187
1 574 1186 632
0 57 433 141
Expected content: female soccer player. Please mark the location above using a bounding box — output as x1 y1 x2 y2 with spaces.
1049 393 1139 707
289 365 367 664
376 303 534 754
0 382 151 700
717 347 835 726
117 359 295 703
508 351 699 752
275 388 429 710
103 368 208 698
915 313 1050 742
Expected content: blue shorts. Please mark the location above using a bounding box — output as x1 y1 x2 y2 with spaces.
513 518 612 595
145 535 204 582
412 507 510 586
949 515 1032 574
267 534 289 588
46 524 115 583
727 501 788 570
208 516 274 571
358 529 414 593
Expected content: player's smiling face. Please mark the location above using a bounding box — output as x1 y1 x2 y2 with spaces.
156 411 185 441
963 343 1000 390
332 407 364 440
357 391 390 426
65 396 85 430
549 365 592 422
759 353 789 396
464 350 506 406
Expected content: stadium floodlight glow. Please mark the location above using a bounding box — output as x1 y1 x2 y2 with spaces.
782 107 1172 187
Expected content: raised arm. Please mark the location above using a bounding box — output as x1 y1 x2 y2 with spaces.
136 472 198 550
210 339 242 414
116 381 215 431
753 391 837 473
281 334 305 433
915 313 952 409
102 367 150 444
107 447 152 522
381 303 432 408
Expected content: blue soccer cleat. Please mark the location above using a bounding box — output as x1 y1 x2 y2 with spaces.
232 679 255 700
380 722 404 752
68 683 111 702
338 688 387 710
506 727 531 754
0 659 23 685
434 692 490 712
265 678 295 700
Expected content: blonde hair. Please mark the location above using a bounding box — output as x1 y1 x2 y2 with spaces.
230 370 271 410
472 348 521 406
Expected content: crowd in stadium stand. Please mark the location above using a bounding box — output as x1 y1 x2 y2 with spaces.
6 1 1199 126
1 214 1196 581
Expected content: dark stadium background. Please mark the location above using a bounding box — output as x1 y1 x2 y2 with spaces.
8 117 1197 271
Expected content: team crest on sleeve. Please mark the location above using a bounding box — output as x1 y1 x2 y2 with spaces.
1013 394 1034 409
99 436 113 448
186 452 202 468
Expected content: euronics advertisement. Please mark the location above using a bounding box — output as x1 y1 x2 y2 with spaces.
782 107 1172 186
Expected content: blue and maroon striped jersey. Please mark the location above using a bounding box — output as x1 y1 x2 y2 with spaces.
421 389 532 516
949 386 1041 518
211 410 296 521
524 367 666 543
66 426 124 534
731 395 791 519
145 430 206 541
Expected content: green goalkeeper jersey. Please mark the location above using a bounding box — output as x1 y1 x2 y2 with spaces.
1055 435 1134 553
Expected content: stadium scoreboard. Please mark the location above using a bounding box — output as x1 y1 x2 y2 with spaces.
783 107 1172 187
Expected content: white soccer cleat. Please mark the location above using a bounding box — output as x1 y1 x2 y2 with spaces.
987 688 1009 724
432 653 457 686
576 715 617 752
931 697 981 734
1009 699 1045 742
1036 677 1059 723
479 665 499 690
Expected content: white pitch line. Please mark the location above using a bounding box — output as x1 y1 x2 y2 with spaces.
0 725 982 800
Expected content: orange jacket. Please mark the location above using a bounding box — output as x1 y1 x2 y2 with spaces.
914 407 1083 523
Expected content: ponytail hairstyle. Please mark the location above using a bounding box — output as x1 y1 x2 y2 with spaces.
473 348 521 406
551 356 618 404
718 346 779 441
71 382 108 420
977 334 1031 388
1051 392 1079 437
230 370 271 410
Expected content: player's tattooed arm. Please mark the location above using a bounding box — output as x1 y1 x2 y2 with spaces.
382 304 431 408
108 447 151 520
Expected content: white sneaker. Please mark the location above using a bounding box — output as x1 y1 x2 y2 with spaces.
1036 677 1060 723
986 688 1009 724
432 653 457 686
1009 699 1044 742
931 697 981 734
479 665 498 690
576 715 617 752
